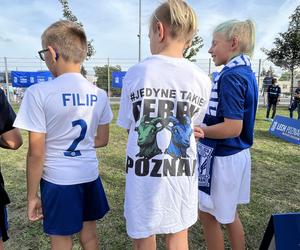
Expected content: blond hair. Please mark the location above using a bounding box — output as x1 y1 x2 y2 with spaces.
214 19 256 57
41 20 87 64
151 0 197 43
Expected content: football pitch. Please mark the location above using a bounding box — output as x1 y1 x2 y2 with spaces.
1 105 299 250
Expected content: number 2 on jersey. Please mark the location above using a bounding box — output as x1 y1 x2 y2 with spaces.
64 119 87 157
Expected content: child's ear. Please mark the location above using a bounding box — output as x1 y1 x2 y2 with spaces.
184 40 192 50
48 46 58 62
157 22 165 42
231 37 239 51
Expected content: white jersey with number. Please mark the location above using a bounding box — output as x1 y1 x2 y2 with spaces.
117 55 211 238
14 73 113 185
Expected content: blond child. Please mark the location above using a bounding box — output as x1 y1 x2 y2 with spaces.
117 1 211 249
195 19 258 250
14 20 113 249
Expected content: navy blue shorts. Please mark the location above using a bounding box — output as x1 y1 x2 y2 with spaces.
0 207 8 240
40 177 109 236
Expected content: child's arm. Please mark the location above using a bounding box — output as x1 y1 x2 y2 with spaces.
27 131 45 221
201 118 243 139
0 89 23 149
0 128 22 150
94 124 109 148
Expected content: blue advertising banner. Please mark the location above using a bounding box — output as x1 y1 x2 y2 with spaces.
269 115 300 145
11 71 54 87
112 71 126 88
260 213 300 250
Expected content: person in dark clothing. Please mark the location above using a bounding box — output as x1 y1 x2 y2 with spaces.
266 78 281 121
289 80 300 119
0 89 22 249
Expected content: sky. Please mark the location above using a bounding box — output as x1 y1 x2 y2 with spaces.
0 0 299 62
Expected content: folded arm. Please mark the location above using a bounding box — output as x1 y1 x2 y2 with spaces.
0 128 23 150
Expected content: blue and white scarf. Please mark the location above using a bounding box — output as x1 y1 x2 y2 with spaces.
198 54 252 209
206 54 252 117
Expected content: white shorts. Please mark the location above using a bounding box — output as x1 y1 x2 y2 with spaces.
198 149 251 224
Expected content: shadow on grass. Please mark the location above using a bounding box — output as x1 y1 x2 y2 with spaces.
255 129 281 142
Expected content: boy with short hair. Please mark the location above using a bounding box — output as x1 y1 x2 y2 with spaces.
14 20 113 249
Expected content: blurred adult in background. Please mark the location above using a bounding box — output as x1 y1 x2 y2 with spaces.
266 78 281 121
289 80 300 120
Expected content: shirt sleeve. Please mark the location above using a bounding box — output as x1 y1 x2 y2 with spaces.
193 84 211 126
0 89 16 134
194 74 214 125
193 102 208 126
13 87 46 133
98 93 113 125
117 79 132 129
218 74 246 120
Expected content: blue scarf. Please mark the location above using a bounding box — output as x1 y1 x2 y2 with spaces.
198 54 252 208
197 138 217 195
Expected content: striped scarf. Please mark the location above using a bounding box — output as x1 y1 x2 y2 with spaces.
207 54 252 117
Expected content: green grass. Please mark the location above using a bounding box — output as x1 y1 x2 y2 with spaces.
1 105 299 249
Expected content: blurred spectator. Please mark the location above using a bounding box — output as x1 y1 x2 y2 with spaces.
266 78 281 121
289 80 300 119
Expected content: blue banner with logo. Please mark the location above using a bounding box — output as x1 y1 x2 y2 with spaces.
269 115 300 145
112 71 126 88
11 71 54 87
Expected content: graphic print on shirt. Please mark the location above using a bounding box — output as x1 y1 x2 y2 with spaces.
197 143 214 187
135 115 193 159
165 116 192 158
126 87 206 178
135 115 164 159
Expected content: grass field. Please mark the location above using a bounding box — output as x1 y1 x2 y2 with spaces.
1 105 299 250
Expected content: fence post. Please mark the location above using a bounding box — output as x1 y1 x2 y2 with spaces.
138 0 141 62
258 59 261 91
4 57 10 103
107 57 110 98
208 58 211 76
290 69 294 105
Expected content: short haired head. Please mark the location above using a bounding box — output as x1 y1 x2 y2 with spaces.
41 20 87 64
150 0 197 44
214 19 256 57
272 78 277 84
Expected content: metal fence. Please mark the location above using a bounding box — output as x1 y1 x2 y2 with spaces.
0 56 297 106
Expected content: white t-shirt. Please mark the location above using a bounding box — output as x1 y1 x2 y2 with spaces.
14 73 113 185
117 55 211 238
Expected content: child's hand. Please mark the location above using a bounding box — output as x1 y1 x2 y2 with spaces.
194 126 205 140
28 196 43 221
